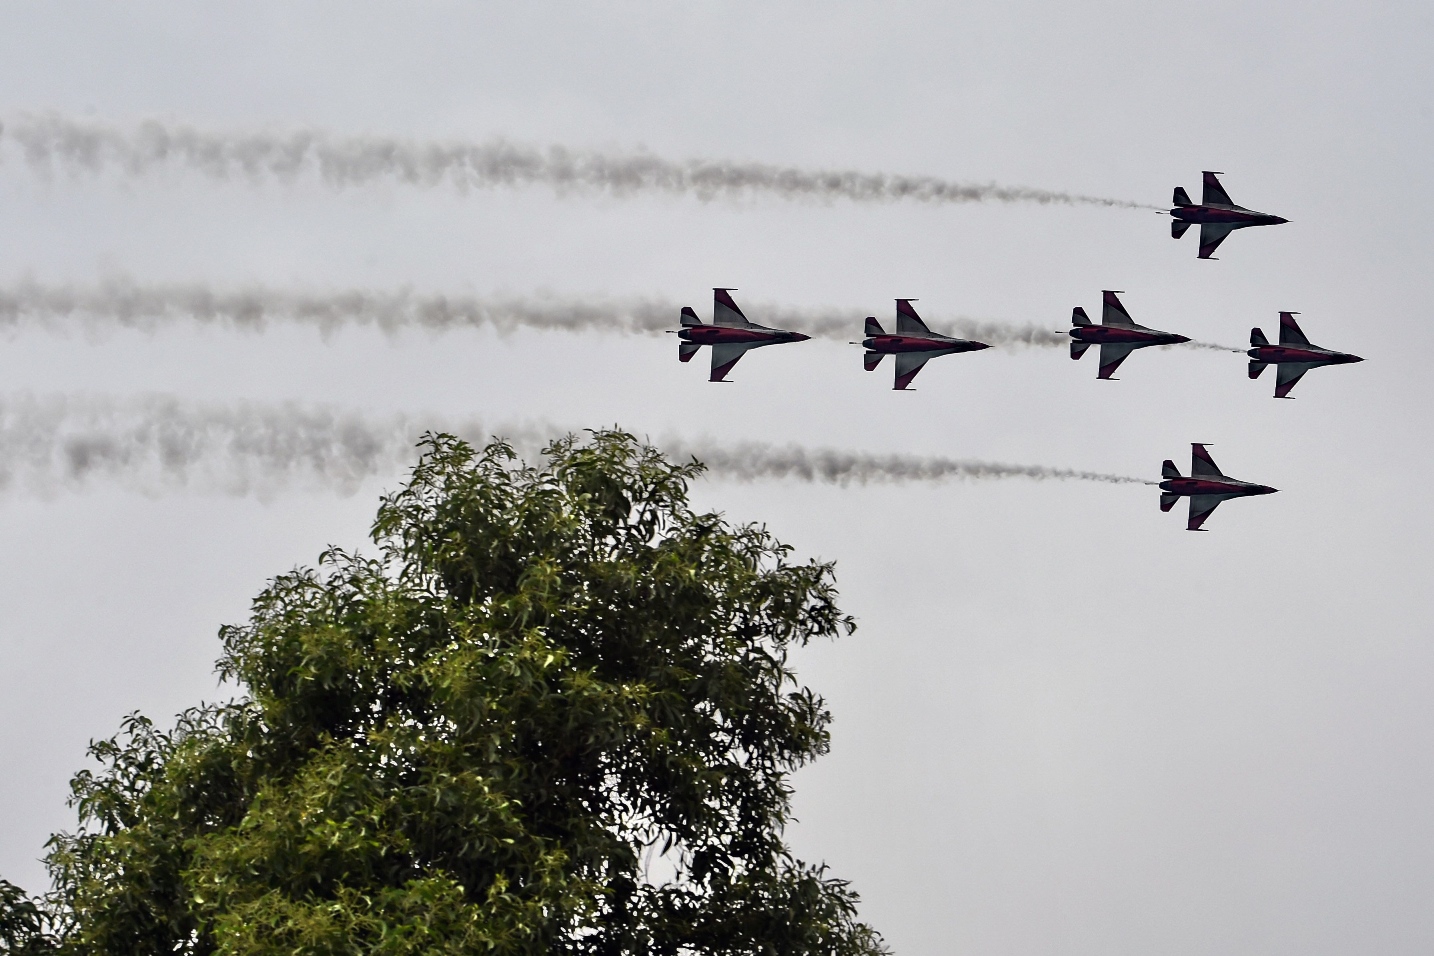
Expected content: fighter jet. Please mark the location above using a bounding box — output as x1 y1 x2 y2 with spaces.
860 299 990 390
1170 172 1288 259
1067 291 1190 379
1159 444 1278 531
1248 312 1363 399
674 289 810 382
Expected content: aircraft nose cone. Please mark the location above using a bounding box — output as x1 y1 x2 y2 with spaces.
1258 485 1279 495
790 332 811 342
972 342 992 350
1273 217 1290 224
1170 334 1192 344
1347 354 1365 363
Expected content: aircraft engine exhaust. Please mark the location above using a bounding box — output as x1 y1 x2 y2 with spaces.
1 113 1160 210
0 394 1154 497
0 278 1065 349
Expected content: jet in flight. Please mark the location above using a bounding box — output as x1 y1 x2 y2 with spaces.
1170 172 1288 259
1067 291 1190 379
674 289 810 381
1248 312 1363 398
1160 444 1278 531
860 299 990 389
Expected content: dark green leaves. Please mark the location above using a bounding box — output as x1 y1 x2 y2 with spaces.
23 430 885 955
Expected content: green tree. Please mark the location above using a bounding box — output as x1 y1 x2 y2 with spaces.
1 878 55 954
12 431 886 955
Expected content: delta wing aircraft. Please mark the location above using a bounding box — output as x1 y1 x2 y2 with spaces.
1248 312 1363 398
1170 172 1288 259
860 299 990 389
674 289 810 382
1067 291 1190 379
1159 444 1278 531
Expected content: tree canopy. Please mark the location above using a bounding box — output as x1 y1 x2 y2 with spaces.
2 431 886 955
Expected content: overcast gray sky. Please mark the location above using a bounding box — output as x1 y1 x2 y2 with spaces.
0 3 1431 953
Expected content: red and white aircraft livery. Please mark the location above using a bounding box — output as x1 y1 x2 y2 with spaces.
1170 172 1288 259
674 289 810 382
1067 291 1190 380
1248 312 1363 399
860 299 990 390
1159 444 1278 532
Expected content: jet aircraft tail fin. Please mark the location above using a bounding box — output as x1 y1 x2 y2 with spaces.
1070 341 1090 361
863 351 885 372
1162 459 1181 479
1071 306 1091 327
864 316 885 336
1250 327 1269 347
679 341 700 363
1160 493 1179 512
1171 220 1192 239
1248 360 1267 379
680 306 703 327
1172 186 1193 207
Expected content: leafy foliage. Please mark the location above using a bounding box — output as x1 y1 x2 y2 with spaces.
17 431 886 955
1 878 55 954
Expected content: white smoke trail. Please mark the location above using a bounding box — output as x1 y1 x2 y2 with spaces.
0 393 486 499
0 394 1152 498
661 437 1154 486
1184 340 1245 352
0 277 1064 348
0 113 1160 210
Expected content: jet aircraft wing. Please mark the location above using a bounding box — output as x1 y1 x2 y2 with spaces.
1202 171 1234 207
1274 363 1311 399
712 289 753 328
1101 291 1136 327
895 299 933 336
1097 343 1135 379
1278 312 1310 346
1187 494 1230 531
709 342 755 381
893 351 933 390
1198 223 1236 259
1190 443 1226 478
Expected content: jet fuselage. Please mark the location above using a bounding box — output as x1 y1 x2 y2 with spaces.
678 325 809 346
1247 344 1363 367
1069 326 1190 346
1170 203 1288 227
1158 477 1278 498
861 334 989 354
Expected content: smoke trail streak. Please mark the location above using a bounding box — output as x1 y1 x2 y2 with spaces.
0 393 478 499
0 394 1153 498
0 278 1064 348
1 113 1159 210
661 437 1154 486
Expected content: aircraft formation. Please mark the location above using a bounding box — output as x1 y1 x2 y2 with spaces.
669 172 1361 532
